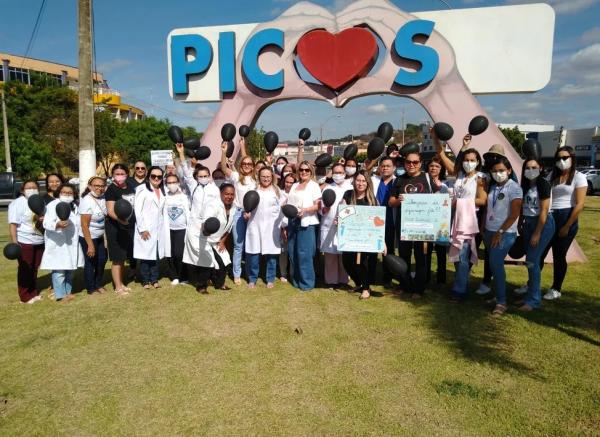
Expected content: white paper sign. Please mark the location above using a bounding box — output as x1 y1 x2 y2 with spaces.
151 150 174 167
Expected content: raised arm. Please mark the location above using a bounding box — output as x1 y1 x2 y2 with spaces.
239 136 248 159
297 139 304 164
221 141 233 178
432 127 456 175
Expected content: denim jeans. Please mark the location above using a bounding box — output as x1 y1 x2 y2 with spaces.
288 220 317 291
140 260 159 284
246 253 277 284
541 208 579 292
52 270 73 300
79 237 108 292
522 214 555 308
484 230 517 305
232 208 247 279
451 241 473 300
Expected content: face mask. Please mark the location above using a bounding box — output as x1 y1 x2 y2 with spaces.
276 164 285 174
462 161 478 173
283 172 290 178
345 167 356 176
113 175 127 184
317 176 327 184
492 171 508 183
197 177 209 186
213 179 225 187
395 168 405 177
167 183 179 193
59 195 74 203
24 189 39 199
332 174 345 184
556 158 571 171
524 168 540 180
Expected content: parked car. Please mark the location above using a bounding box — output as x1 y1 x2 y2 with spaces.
0 172 47 206
585 169 600 195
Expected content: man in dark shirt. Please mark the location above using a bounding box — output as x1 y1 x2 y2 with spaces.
128 160 147 188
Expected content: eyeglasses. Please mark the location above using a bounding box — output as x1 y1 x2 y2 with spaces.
91 184 106 188
150 174 163 180
135 167 146 170
405 160 421 166
299 168 311 173
556 156 570 161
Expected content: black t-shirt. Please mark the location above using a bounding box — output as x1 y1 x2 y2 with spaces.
127 176 145 189
43 193 55 205
105 181 136 228
342 190 375 206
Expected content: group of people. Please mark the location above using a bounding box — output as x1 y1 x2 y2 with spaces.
8 129 586 315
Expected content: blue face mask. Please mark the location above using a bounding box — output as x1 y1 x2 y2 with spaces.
395 168 406 177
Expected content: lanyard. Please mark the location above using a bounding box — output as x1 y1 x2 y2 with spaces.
491 184 506 209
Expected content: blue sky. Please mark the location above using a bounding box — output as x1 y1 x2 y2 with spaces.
0 0 598 140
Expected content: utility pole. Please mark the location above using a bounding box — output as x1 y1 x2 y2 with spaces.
78 0 96 192
1 87 12 172
401 107 405 145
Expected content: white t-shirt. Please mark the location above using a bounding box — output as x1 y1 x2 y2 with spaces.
550 171 587 210
287 180 322 227
485 179 522 233
78 194 107 239
230 171 257 210
165 191 189 230
8 196 45 245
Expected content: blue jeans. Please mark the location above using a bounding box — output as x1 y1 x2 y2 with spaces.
140 260 159 284
246 253 277 284
52 270 73 300
288 221 316 291
232 208 247 279
523 215 555 308
451 241 473 300
79 236 108 292
484 230 517 306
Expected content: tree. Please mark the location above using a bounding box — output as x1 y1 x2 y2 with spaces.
245 128 266 161
94 109 120 175
10 132 55 179
500 126 525 156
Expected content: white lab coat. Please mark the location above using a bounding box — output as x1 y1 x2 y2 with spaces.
182 182 221 265
40 200 84 270
245 187 286 255
133 185 171 260
187 201 236 268
319 183 347 254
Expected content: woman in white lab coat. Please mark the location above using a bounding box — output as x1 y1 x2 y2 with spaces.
319 163 349 288
133 166 170 289
40 184 84 302
244 167 286 289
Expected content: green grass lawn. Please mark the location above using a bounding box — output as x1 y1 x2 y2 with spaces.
0 199 599 435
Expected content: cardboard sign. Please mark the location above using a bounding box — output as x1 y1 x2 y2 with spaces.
400 194 451 243
150 150 174 167
337 205 386 253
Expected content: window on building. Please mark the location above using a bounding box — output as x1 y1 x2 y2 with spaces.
8 67 30 84
0 66 3 81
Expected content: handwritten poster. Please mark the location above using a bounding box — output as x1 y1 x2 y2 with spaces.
400 194 451 242
150 150 174 167
337 205 386 253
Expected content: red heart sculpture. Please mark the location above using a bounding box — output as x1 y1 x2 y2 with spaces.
296 28 378 91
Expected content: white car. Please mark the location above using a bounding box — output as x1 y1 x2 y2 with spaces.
585 169 600 195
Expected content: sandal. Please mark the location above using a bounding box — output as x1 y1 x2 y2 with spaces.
143 284 151 290
248 283 255 289
152 282 161 289
492 304 508 316
279 277 288 283
266 282 274 289
359 290 370 300
234 278 241 285
115 287 129 296
517 303 534 312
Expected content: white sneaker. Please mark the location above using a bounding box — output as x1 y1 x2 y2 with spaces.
171 279 180 286
22 295 42 304
514 285 528 295
543 289 561 300
475 283 491 295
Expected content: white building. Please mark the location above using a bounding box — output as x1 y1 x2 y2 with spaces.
496 123 555 136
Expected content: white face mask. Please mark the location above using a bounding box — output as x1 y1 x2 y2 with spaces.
345 167 356 176
492 171 508 183
556 157 571 171
24 189 39 199
59 195 74 203
197 177 210 186
283 172 290 178
524 168 540 180
167 183 179 193
276 164 285 174
332 174 345 184
317 176 327 184
213 179 225 187
462 161 478 173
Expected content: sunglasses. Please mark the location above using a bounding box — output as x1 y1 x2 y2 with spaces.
556 156 570 161
150 174 163 180
299 168 311 173
91 184 106 188
241 162 253 166
405 160 421 166
135 167 146 170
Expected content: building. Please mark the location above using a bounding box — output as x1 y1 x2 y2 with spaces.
534 127 600 167
0 52 144 122
496 123 555 136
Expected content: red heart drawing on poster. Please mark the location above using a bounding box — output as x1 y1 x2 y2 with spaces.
296 28 378 91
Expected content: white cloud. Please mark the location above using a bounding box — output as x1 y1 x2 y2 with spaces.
557 84 600 97
97 58 132 73
331 0 356 12
581 27 600 44
193 106 214 119
505 0 598 14
366 103 388 114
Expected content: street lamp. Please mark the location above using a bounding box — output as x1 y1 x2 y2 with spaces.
320 114 342 145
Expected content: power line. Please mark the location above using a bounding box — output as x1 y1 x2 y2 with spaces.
20 0 48 68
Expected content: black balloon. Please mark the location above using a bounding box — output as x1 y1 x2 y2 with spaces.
367 137 385 160
225 140 235 158
433 122 454 142
400 142 420 156
203 217 220 236
183 137 200 150
221 123 236 141
27 194 45 216
509 235 525 260
239 125 250 137
3 243 21 260
383 255 408 278
386 143 399 156
343 144 358 160
243 190 260 212
377 122 394 143
468 115 489 136
168 125 183 143
264 131 279 153
56 202 71 221
321 189 336 208
298 128 311 141
185 148 195 158
314 153 333 168
115 199 133 221
523 138 542 160
281 204 299 219
194 146 211 160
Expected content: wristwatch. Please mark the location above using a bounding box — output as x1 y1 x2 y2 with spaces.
498 229 505 234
